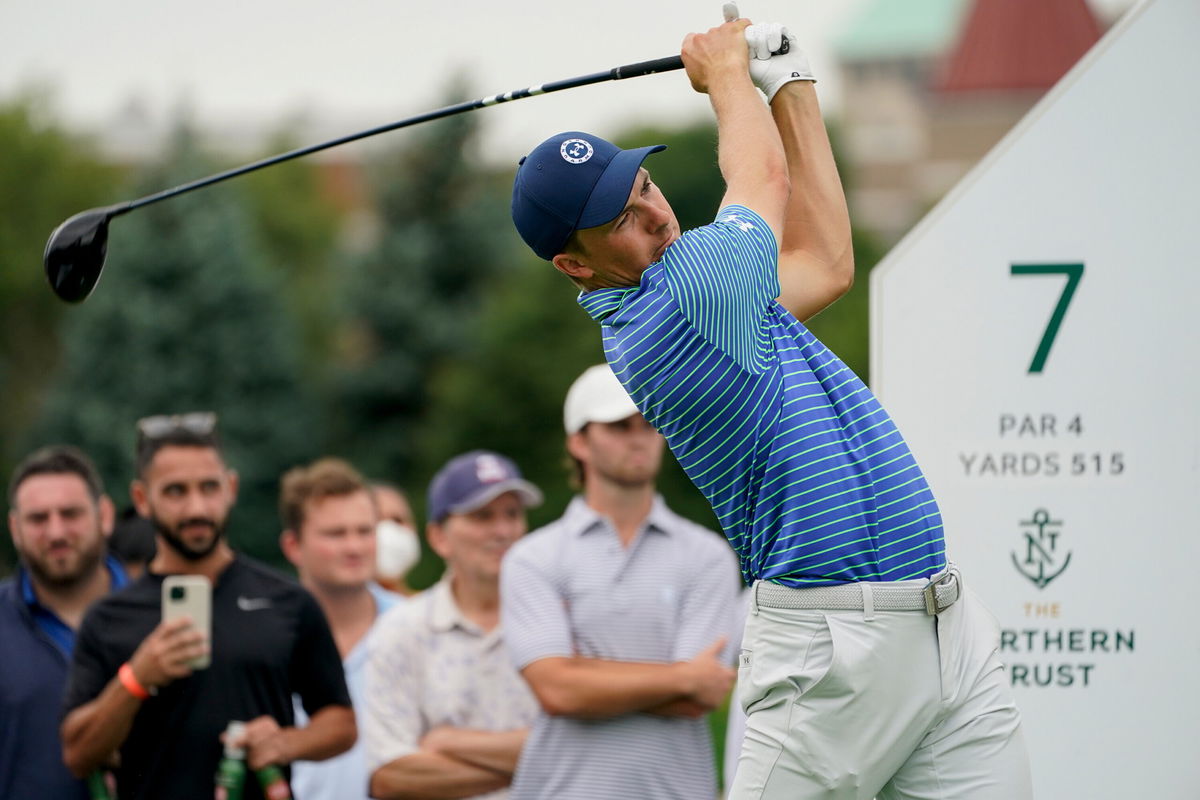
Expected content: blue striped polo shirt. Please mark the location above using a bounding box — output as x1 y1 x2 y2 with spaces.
578 205 946 587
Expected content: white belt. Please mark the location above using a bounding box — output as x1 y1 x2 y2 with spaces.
755 564 961 616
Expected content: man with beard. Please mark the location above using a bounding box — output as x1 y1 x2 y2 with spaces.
2 445 128 799
61 413 356 800
499 365 742 800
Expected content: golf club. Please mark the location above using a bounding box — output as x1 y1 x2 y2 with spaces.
42 54 686 304
44 2 783 304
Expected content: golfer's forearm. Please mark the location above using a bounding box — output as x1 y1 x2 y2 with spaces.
522 657 688 718
771 81 854 320
61 679 141 777
369 753 509 799
709 72 790 226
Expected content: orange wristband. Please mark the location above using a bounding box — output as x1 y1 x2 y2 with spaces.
118 663 154 700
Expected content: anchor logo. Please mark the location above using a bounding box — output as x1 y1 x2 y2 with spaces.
1011 508 1072 589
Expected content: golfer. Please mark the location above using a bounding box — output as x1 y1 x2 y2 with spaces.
510 15 1032 800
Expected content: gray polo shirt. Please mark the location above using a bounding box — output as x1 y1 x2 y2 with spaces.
500 496 741 800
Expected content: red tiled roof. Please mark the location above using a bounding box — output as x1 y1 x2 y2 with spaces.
936 0 1102 92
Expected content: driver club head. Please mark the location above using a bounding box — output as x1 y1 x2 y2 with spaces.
43 205 122 303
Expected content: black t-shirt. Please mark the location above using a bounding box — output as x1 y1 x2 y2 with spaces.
64 555 351 800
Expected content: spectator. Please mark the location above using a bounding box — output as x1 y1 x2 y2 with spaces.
501 364 741 800
371 483 420 597
364 451 542 799
372 483 416 531
1 445 128 799
108 506 156 580
279 457 403 800
60 412 355 800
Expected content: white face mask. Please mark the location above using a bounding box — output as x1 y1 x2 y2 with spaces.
376 520 421 580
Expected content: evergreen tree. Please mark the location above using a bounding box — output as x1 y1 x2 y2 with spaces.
0 95 120 573
332 79 515 492
241 127 344 371
27 123 319 566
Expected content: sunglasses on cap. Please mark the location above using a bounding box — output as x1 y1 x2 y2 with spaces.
135 412 218 444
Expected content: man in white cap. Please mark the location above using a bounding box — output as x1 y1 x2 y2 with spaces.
500 364 742 800
364 451 542 800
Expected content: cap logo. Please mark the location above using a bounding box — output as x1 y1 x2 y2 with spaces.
475 454 509 484
560 138 594 164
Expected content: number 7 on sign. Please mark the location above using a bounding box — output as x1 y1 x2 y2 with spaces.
1010 263 1084 374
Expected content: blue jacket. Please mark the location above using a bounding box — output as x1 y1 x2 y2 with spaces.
1 570 98 800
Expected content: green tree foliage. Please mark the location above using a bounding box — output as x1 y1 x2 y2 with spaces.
0 95 121 572
332 81 515 497
240 127 344 370
25 123 319 565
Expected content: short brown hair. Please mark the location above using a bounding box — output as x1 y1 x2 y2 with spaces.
279 458 369 533
8 445 105 508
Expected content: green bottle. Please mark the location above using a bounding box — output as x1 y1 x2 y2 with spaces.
86 770 114 800
255 764 292 800
214 721 247 800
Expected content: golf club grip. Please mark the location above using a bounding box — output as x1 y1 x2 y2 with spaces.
612 39 787 81
612 55 684 80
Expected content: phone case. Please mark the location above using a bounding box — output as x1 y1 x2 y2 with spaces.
161 575 212 669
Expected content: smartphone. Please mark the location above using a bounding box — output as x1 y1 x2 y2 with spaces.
161 575 212 670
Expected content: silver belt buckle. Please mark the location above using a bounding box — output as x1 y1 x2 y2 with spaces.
922 564 958 616
922 580 939 615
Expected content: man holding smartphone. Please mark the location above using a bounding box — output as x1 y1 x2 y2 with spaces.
61 413 356 800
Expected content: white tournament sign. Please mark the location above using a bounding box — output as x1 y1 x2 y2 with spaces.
869 0 1199 796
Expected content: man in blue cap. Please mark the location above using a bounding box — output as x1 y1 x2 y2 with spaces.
510 13 1031 800
364 451 541 800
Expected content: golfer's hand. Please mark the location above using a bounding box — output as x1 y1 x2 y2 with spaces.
682 19 753 94
126 616 208 690
678 636 736 709
745 24 815 101
237 715 290 770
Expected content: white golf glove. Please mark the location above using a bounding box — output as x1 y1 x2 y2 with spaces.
745 23 815 102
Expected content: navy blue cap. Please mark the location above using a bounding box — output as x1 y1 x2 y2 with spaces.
511 132 666 261
427 450 543 523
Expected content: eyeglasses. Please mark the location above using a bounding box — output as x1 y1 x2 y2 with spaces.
135 412 218 444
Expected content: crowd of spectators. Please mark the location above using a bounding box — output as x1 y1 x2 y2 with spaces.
1 363 742 800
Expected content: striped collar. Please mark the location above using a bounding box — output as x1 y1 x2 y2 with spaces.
560 495 673 539
578 278 649 322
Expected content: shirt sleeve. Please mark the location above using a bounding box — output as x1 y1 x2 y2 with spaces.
361 611 427 770
290 590 352 716
670 535 744 664
662 204 781 372
62 606 117 718
499 544 573 670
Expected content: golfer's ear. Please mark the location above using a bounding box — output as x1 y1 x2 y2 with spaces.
552 253 593 280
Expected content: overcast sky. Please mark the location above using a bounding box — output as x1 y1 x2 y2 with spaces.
1 0 1135 165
